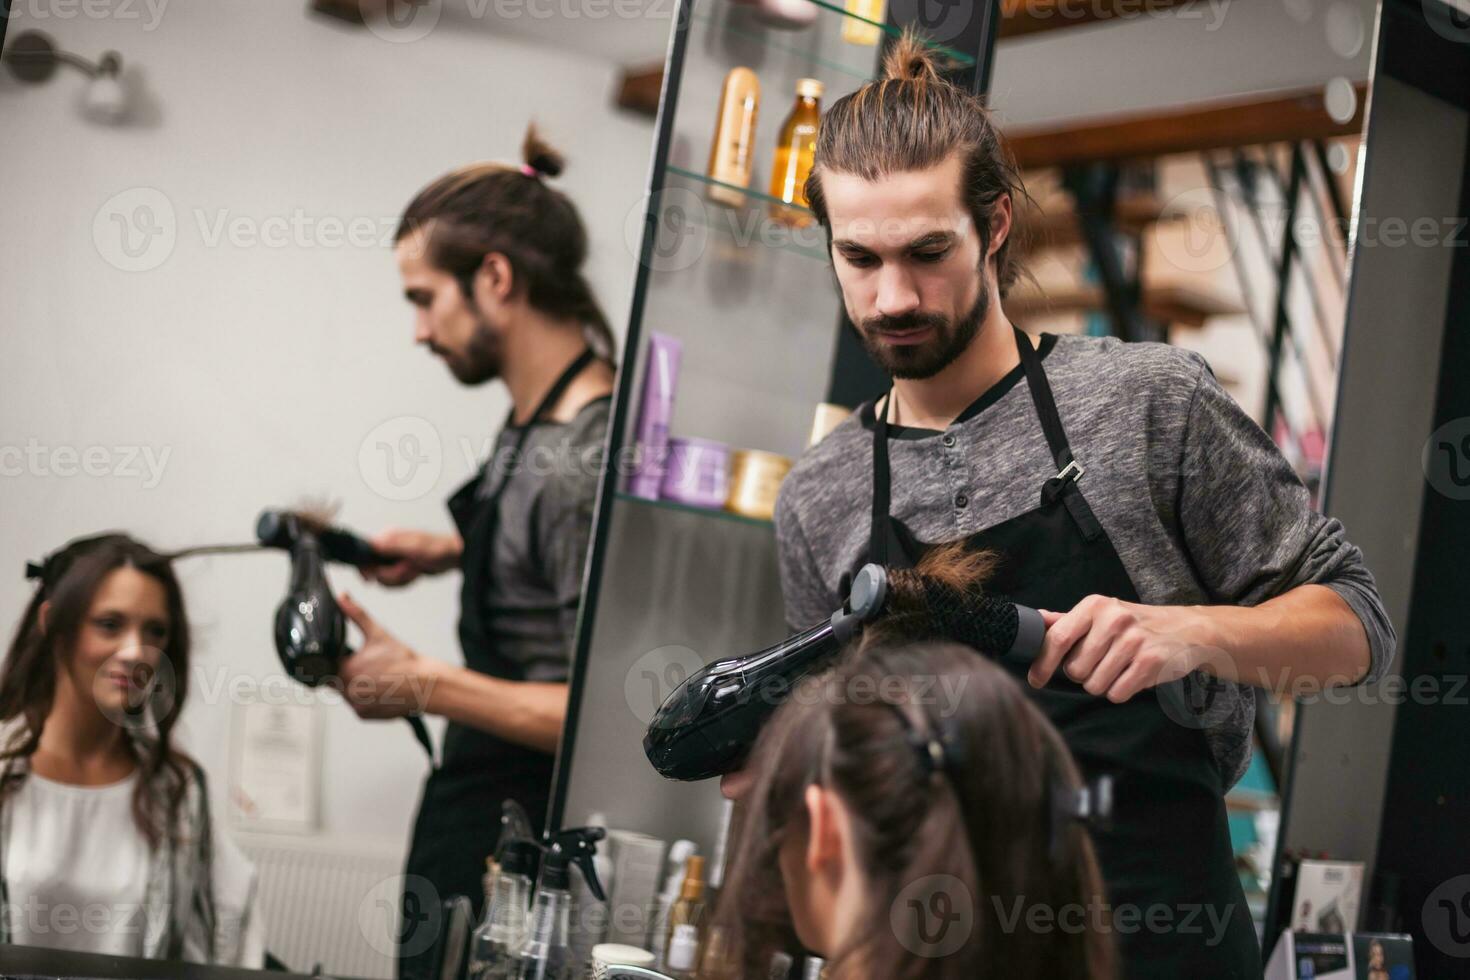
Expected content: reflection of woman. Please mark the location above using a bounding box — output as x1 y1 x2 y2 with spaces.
0 534 263 964
716 640 1115 980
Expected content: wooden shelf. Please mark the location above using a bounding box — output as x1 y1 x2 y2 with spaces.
1015 192 1174 253
1007 282 1243 327
1006 83 1369 169
1000 0 1189 38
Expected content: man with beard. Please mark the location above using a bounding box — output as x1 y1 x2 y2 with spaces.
330 125 616 980
753 35 1395 979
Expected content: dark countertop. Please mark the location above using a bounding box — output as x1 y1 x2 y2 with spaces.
0 946 359 980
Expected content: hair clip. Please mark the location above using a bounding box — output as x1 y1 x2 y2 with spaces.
24 560 45 581
519 163 542 179
890 707 964 779
1048 774 1114 862
908 729 948 774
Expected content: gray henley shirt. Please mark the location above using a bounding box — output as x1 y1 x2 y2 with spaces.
774 332 1396 788
475 397 610 683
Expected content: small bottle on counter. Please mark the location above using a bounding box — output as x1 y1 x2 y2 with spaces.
651 840 698 970
692 798 737 978
662 855 707 979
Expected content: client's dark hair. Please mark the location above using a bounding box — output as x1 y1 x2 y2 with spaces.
395 122 617 367
0 533 194 850
715 641 1115 980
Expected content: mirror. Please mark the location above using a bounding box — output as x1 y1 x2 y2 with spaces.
549 0 1385 965
0 2 671 975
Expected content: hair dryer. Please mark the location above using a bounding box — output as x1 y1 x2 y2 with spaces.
265 513 348 687
642 562 1045 781
260 510 434 759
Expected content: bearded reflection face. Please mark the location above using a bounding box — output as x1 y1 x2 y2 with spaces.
445 305 504 385
396 227 507 387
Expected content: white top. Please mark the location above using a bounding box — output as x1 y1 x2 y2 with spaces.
4 770 151 956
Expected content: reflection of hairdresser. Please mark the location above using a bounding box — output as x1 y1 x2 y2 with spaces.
0 534 263 965
327 126 616 978
716 640 1114 980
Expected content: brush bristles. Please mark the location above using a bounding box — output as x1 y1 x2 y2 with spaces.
873 542 1018 657
911 540 999 593
287 498 341 534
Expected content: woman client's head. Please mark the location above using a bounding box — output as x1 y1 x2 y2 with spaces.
717 640 1114 980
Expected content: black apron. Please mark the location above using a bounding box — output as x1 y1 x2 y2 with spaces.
398 348 598 980
866 326 1259 978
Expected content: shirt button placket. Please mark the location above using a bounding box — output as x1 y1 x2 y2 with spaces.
941 429 970 526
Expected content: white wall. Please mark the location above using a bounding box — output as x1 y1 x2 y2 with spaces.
0 0 655 852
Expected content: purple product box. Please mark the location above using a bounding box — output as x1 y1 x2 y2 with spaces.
659 437 731 509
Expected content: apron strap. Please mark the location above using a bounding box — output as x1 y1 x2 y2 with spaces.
482 346 600 505
1014 324 1074 474
869 391 894 568
1014 326 1104 541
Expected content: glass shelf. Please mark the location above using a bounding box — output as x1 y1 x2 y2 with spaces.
666 163 814 218
615 490 775 530
689 0 976 82
659 165 830 263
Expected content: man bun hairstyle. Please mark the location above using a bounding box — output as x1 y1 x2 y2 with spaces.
804 30 1031 297
395 122 616 365
521 122 565 179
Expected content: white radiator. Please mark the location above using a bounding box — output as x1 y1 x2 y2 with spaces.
238 832 408 979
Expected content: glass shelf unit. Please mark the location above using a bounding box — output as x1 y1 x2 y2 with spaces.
547 0 997 869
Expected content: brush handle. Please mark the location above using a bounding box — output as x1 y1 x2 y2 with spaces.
316 525 390 568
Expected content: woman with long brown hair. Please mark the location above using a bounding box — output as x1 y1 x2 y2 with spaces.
714 640 1115 980
0 532 262 964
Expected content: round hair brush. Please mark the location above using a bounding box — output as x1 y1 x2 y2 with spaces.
643 542 1046 781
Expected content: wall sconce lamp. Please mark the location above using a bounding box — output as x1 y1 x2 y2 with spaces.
2 30 130 122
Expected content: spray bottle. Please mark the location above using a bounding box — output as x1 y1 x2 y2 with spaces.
468 839 539 980
513 827 607 980
468 803 541 980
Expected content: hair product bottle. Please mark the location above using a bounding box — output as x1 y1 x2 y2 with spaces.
662 856 707 979
707 68 761 208
842 0 885 45
768 78 823 228
651 840 698 969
